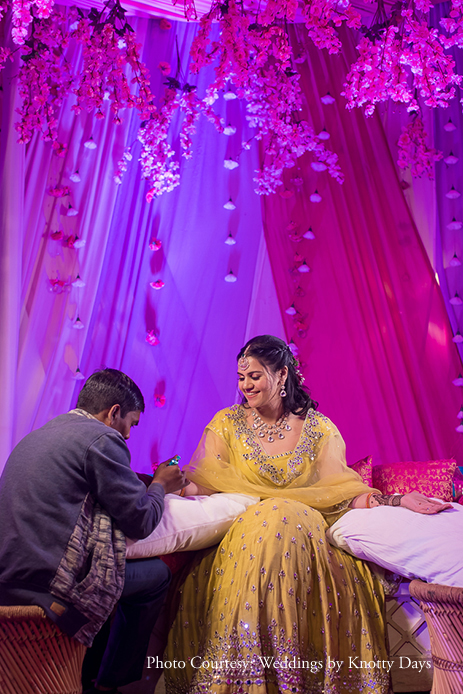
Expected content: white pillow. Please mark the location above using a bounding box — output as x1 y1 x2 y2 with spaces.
326 503 463 587
126 492 259 559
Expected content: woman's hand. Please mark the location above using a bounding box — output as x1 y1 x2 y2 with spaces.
172 481 217 497
400 491 452 514
351 490 453 513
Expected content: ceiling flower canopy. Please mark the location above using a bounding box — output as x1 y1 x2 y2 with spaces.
2 0 463 194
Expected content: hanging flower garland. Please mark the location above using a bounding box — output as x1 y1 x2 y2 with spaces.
342 5 461 117
397 111 442 178
71 2 156 125
139 83 181 199
4 0 463 189
441 0 463 51
0 45 13 70
4 0 158 144
189 0 343 193
15 10 74 143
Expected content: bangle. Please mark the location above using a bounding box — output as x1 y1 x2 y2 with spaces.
179 487 186 497
366 492 374 509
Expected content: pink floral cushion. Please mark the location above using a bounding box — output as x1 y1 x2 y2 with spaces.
372 459 457 502
349 455 373 487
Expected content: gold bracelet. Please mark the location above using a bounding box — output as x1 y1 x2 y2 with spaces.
179 487 186 497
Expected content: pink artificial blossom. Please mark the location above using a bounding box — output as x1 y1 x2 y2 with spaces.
11 0 33 45
158 61 171 75
150 280 165 289
64 234 77 248
303 0 360 54
149 239 162 251
0 46 13 71
146 330 160 346
48 185 70 197
440 0 463 50
52 141 67 157
49 275 71 293
0 0 9 22
11 0 55 44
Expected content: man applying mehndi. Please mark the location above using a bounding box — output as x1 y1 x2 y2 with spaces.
0 368 187 694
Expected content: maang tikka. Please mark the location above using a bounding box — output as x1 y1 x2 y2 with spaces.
238 354 250 370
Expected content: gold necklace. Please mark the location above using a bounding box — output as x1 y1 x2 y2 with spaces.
251 409 292 443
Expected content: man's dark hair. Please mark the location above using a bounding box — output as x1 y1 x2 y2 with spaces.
77 368 145 418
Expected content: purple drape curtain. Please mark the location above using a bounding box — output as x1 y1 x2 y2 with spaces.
1 10 462 472
0 42 24 467
261 26 463 466
0 13 267 471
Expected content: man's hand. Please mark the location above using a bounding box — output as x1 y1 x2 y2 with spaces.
400 490 452 514
151 461 187 495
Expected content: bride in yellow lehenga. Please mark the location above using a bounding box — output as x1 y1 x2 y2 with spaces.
164 335 445 694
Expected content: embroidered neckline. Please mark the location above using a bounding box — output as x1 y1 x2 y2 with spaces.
223 405 328 486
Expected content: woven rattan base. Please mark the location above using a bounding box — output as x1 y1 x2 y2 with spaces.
0 605 86 694
409 580 463 694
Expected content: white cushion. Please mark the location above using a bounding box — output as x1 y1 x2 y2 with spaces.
326 503 463 587
126 492 259 558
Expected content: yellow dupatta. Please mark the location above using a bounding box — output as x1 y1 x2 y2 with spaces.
183 405 373 517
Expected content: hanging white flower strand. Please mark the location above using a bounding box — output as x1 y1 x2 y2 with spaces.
114 147 133 185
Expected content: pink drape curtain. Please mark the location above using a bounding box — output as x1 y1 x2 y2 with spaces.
430 2 463 363
375 2 463 365
262 26 463 466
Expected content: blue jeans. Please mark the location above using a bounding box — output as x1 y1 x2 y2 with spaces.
82 557 171 689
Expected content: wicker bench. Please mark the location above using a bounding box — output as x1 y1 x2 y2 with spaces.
409 580 463 694
0 605 86 694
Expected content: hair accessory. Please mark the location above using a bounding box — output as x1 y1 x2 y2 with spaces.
290 355 305 386
238 354 250 370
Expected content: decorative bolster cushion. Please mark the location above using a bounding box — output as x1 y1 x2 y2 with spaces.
349 455 373 488
372 459 457 502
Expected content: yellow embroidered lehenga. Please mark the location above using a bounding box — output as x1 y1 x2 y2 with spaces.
164 406 391 694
